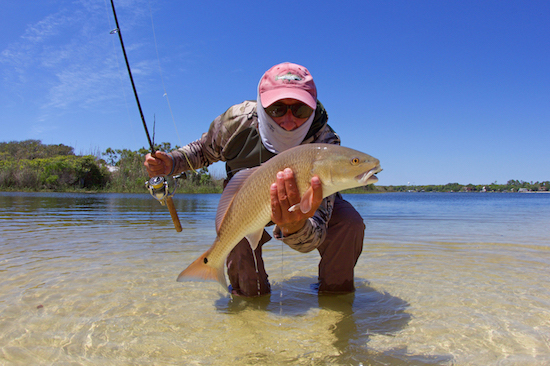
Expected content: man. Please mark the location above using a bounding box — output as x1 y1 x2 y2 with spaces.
144 62 365 297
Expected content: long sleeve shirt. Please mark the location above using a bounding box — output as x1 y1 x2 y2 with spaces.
169 100 341 253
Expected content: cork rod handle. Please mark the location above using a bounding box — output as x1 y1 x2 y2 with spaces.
165 196 182 232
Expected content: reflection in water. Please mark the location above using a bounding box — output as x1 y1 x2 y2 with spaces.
216 278 452 365
0 192 219 233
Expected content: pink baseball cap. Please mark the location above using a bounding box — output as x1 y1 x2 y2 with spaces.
259 62 317 109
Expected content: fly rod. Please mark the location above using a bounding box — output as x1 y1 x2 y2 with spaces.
110 0 182 232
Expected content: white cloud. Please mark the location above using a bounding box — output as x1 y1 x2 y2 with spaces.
1 1 158 113
20 9 76 43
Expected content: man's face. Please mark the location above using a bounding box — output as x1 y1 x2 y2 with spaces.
266 98 313 131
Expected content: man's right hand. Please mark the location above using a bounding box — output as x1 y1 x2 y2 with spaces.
270 168 323 237
144 151 173 178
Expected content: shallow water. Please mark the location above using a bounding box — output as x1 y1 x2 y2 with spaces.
1 192 549 365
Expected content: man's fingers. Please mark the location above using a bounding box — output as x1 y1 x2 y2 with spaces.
276 171 290 210
283 168 300 205
270 182 282 221
271 169 323 229
311 175 323 209
144 151 171 177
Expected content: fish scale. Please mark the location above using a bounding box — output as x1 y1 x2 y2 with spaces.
217 149 316 252
177 143 381 289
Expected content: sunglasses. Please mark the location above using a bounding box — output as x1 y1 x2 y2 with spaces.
264 102 314 119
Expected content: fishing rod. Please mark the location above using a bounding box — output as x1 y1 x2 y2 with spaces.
110 0 182 232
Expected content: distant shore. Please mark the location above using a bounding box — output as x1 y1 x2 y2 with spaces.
2 187 549 195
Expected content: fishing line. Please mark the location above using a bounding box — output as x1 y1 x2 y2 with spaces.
109 0 183 232
103 0 139 149
109 0 155 154
251 245 262 296
280 235 284 317
147 1 196 173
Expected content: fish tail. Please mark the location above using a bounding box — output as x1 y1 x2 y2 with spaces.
176 248 227 289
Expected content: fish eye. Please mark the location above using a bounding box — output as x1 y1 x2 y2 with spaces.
351 157 360 165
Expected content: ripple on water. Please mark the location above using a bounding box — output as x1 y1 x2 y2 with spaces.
1 192 549 365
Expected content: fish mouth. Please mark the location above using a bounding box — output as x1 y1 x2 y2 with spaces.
356 165 383 185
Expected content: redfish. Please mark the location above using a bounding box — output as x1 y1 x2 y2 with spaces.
177 143 381 288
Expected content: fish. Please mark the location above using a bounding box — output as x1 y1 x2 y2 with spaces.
176 143 382 288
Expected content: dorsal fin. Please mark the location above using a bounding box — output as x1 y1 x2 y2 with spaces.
215 167 259 233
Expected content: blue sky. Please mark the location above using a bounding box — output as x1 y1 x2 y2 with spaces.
1 0 548 185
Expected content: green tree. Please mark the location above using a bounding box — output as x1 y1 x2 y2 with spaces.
0 140 74 160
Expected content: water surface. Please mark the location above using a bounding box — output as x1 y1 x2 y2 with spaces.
1 192 549 365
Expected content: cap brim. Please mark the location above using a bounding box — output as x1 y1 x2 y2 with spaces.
260 89 317 109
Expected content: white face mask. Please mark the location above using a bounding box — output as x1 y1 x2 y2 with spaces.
256 89 315 154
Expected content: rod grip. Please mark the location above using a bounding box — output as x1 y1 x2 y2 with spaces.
165 196 182 232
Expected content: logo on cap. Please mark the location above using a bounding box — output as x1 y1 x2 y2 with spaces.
276 72 302 82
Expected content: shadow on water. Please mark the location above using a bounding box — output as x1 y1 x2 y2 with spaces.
215 277 453 365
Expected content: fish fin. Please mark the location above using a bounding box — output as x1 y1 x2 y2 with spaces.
287 186 314 213
245 228 265 250
288 203 301 212
298 186 315 214
215 167 259 233
176 246 227 289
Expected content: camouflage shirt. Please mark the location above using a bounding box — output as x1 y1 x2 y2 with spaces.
170 100 341 253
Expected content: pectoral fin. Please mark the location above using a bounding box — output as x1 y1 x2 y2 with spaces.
287 186 315 214
245 228 265 250
288 203 301 212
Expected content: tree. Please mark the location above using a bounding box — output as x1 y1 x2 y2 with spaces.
0 140 74 160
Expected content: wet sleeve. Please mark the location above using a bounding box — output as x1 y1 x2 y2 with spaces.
272 193 336 253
